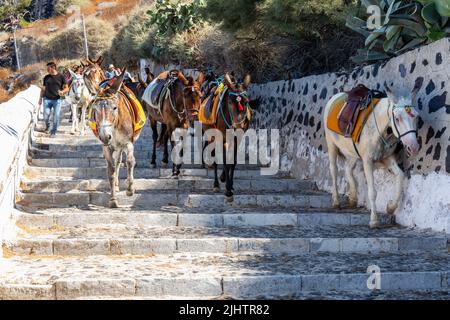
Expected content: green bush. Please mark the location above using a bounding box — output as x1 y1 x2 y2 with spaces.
202 0 262 31
347 0 450 63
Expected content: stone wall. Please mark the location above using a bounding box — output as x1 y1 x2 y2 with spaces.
0 85 40 255
248 38 450 233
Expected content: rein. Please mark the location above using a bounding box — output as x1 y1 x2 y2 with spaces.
220 90 250 129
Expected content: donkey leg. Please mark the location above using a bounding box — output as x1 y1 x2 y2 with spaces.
384 156 405 215
70 104 77 135
213 162 220 192
80 104 87 136
161 124 169 167
112 149 122 194
327 142 340 209
224 164 233 202
150 120 158 168
362 159 379 228
125 143 136 197
103 146 118 208
345 158 358 208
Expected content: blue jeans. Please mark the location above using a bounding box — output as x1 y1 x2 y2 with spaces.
43 98 62 135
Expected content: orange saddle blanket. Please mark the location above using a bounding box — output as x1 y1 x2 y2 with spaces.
327 96 381 143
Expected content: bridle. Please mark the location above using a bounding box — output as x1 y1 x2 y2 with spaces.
166 76 202 122
372 97 418 150
220 89 250 129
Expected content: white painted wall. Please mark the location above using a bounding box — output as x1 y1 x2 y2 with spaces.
0 85 40 255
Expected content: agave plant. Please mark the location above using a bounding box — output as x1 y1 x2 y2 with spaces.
347 0 450 63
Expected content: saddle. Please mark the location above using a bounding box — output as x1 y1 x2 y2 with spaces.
141 71 178 111
198 81 227 125
87 82 147 142
327 85 385 143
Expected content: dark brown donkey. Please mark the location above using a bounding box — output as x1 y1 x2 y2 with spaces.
89 69 141 208
142 70 205 176
200 73 252 202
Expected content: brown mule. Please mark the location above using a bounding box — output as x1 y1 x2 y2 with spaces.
142 70 205 176
200 73 252 201
88 68 141 208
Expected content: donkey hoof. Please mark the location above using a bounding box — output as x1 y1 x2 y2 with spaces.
387 202 397 215
225 195 233 203
126 189 135 197
348 200 357 209
332 202 341 209
151 163 157 169
213 186 220 193
161 162 168 168
369 220 380 229
109 199 119 208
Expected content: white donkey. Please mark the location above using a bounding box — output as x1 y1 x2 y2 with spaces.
324 86 420 228
67 69 91 135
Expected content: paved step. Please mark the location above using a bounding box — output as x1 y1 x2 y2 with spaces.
13 207 394 229
20 177 312 193
23 165 290 179
30 158 269 170
8 224 447 256
16 190 332 210
0 252 449 299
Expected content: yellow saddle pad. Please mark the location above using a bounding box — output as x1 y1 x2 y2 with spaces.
327 96 381 143
87 88 147 140
199 83 224 125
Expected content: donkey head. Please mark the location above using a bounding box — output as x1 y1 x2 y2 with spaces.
81 56 104 95
177 71 205 120
224 73 252 130
69 69 85 102
91 67 126 146
386 84 421 157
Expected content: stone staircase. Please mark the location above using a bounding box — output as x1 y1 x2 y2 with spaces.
1 107 449 300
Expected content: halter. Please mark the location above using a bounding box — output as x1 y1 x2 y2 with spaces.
372 98 418 151
221 90 250 129
165 76 187 122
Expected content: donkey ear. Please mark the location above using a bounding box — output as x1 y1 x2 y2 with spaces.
96 56 104 66
242 74 251 90
68 69 77 78
224 73 237 91
106 67 126 94
196 72 205 85
177 72 190 86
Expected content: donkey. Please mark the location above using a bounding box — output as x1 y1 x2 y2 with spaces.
67 69 91 135
324 85 420 228
200 73 252 202
81 56 105 97
142 70 204 175
89 69 139 208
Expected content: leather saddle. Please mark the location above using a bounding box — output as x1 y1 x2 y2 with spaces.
338 84 386 138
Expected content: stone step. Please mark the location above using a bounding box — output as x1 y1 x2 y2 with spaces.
0 252 449 299
20 176 310 193
29 158 269 170
16 190 332 210
23 165 290 180
13 207 393 229
47 290 450 300
8 224 447 256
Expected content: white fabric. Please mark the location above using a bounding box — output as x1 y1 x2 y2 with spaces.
141 78 161 110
